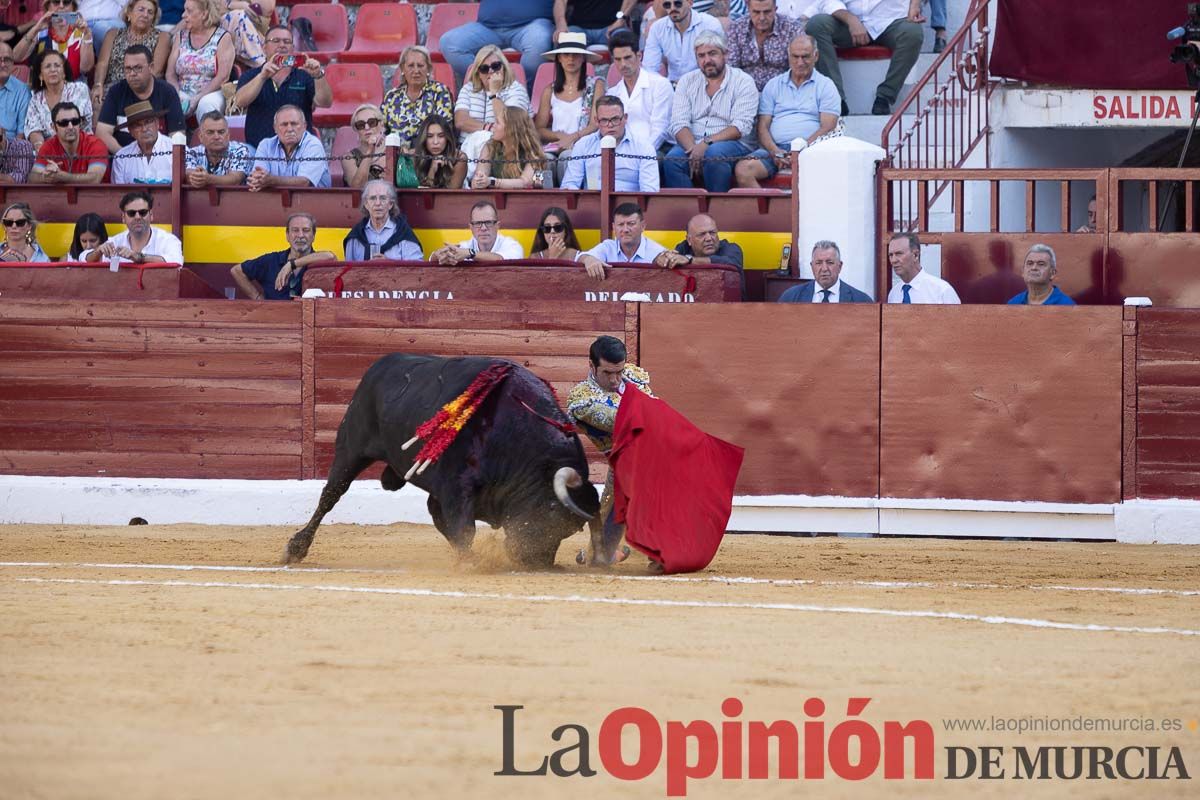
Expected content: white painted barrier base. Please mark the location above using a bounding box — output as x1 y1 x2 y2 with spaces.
0 476 1197 543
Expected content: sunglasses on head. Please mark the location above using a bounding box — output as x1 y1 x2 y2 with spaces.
541 223 564 233
2 218 28 228
124 208 150 218
352 117 381 131
54 117 82 127
477 60 504 74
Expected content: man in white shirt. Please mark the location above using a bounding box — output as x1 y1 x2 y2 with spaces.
643 0 725 81
577 202 675 280
805 0 924 115
82 190 184 266
885 232 959 304
607 29 674 152
560 95 660 191
430 200 524 264
112 101 172 184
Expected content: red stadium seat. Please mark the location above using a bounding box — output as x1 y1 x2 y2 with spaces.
836 45 893 60
389 61 459 102
341 4 418 64
287 3 349 63
427 3 478 62
328 125 359 187
312 63 384 128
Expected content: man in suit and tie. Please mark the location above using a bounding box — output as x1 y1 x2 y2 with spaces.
777 240 872 302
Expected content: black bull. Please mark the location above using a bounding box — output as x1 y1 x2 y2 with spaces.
285 354 601 566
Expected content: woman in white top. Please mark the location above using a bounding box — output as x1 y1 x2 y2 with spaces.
24 49 92 148
534 32 604 187
453 44 529 140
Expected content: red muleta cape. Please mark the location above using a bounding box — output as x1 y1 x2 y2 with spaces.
609 387 745 574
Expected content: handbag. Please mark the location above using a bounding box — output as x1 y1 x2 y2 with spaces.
395 155 419 189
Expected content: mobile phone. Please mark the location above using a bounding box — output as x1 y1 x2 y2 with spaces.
54 11 80 24
278 54 303 68
778 244 792 275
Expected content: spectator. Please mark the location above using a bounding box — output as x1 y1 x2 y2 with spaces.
440 0 554 91
553 0 635 47
234 25 329 149
30 101 107 182
806 0 923 115
343 179 423 262
79 0 126 57
926 0 946 53
470 104 547 190
663 31 757 192
184 108 250 186
886 231 959 304
777 239 871 302
534 32 604 185
1008 244 1075 306
111 99 170 182
165 0 233 118
92 0 169 111
577 202 673 280
340 103 385 189
0 124 34 182
0 43 32 139
606 30 673 153
776 0 822 20
231 212 336 300
430 200 524 264
159 0 183 29
382 45 453 147
67 211 109 259
734 33 838 188
82 189 184 263
411 114 466 189
640 0 667 51
727 0 804 90
453 45 530 140
643 0 723 82
25 49 91 149
699 0 749 16
560 94 659 191
0 202 51 261
14 0 96 78
529 206 582 261
247 103 330 191
96 43 184 153
218 0 269 69
667 212 744 269
1077 197 1097 233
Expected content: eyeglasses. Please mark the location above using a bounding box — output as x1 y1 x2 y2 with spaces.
352 117 381 131
597 115 623 126
477 61 504 74
541 223 564 233
2 218 28 228
0 57 13 64
124 208 150 218
470 219 498 228
54 117 82 127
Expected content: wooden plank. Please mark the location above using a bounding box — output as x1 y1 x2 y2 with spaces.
0 401 302 430
0 352 299 380
1136 437 1200 466
1135 361 1200 387
0 423 301 455
624 302 639 363
313 328 614 356
0 377 300 404
302 299 316 480
0 325 301 353
1137 411 1200 437
1136 468 1200 499
315 378 578 406
1122 306 1137 500
0 450 300 479
1137 385 1200 414
314 300 625 331
313 352 591 383
0 300 302 327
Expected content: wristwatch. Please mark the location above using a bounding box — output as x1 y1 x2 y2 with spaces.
685 254 694 264
615 11 625 20
702 135 712 145
488 176 497 188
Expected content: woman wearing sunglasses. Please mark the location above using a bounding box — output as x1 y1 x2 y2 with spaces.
14 0 95 79
453 44 529 140
529 207 582 262
0 203 51 262
24 49 92 149
534 32 604 187
341 103 386 189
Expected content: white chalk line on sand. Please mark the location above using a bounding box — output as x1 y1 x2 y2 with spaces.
1 561 1197 598
8 575 1200 638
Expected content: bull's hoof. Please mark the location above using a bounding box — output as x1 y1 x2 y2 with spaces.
283 535 311 565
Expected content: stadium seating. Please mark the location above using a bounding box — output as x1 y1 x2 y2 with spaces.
427 3 478 62
388 61 459 102
529 62 597 107
328 124 359 187
288 3 349 63
312 63 384 128
341 4 419 64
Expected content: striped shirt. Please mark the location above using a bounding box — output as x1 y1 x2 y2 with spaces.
669 66 759 145
454 81 530 132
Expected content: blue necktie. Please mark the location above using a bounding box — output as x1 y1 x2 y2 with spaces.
901 284 912 304
820 289 831 303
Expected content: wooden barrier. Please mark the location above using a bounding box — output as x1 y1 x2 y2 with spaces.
1133 308 1200 498
0 265 222 300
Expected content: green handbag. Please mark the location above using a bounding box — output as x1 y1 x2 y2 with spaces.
395 155 419 189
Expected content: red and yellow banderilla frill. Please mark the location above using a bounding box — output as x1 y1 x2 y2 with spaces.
401 362 514 479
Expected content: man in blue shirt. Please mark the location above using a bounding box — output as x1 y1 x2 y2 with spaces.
230 213 338 300
577 202 675 280
560 95 659 191
440 0 555 90
0 44 30 138
234 26 331 149
1007 244 1076 306
247 105 331 191
735 33 840 188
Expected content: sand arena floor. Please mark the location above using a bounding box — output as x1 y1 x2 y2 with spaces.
1 522 1199 799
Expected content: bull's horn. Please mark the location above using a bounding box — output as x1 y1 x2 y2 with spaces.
553 467 592 520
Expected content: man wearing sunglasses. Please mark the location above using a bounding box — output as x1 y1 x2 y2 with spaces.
0 43 31 140
430 200 524 264
82 190 184 265
560 95 658 192
643 0 723 82
29 101 107 183
440 0 555 91
235 24 331 150
0 124 34 184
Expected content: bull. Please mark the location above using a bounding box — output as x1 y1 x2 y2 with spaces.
285 354 600 567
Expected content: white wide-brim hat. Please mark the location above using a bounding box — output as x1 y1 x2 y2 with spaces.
543 31 602 62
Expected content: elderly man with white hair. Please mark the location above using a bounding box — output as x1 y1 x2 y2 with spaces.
662 30 758 192
342 179 424 262
1007 244 1076 306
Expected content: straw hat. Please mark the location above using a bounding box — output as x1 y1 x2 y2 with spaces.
543 32 602 62
116 100 168 130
